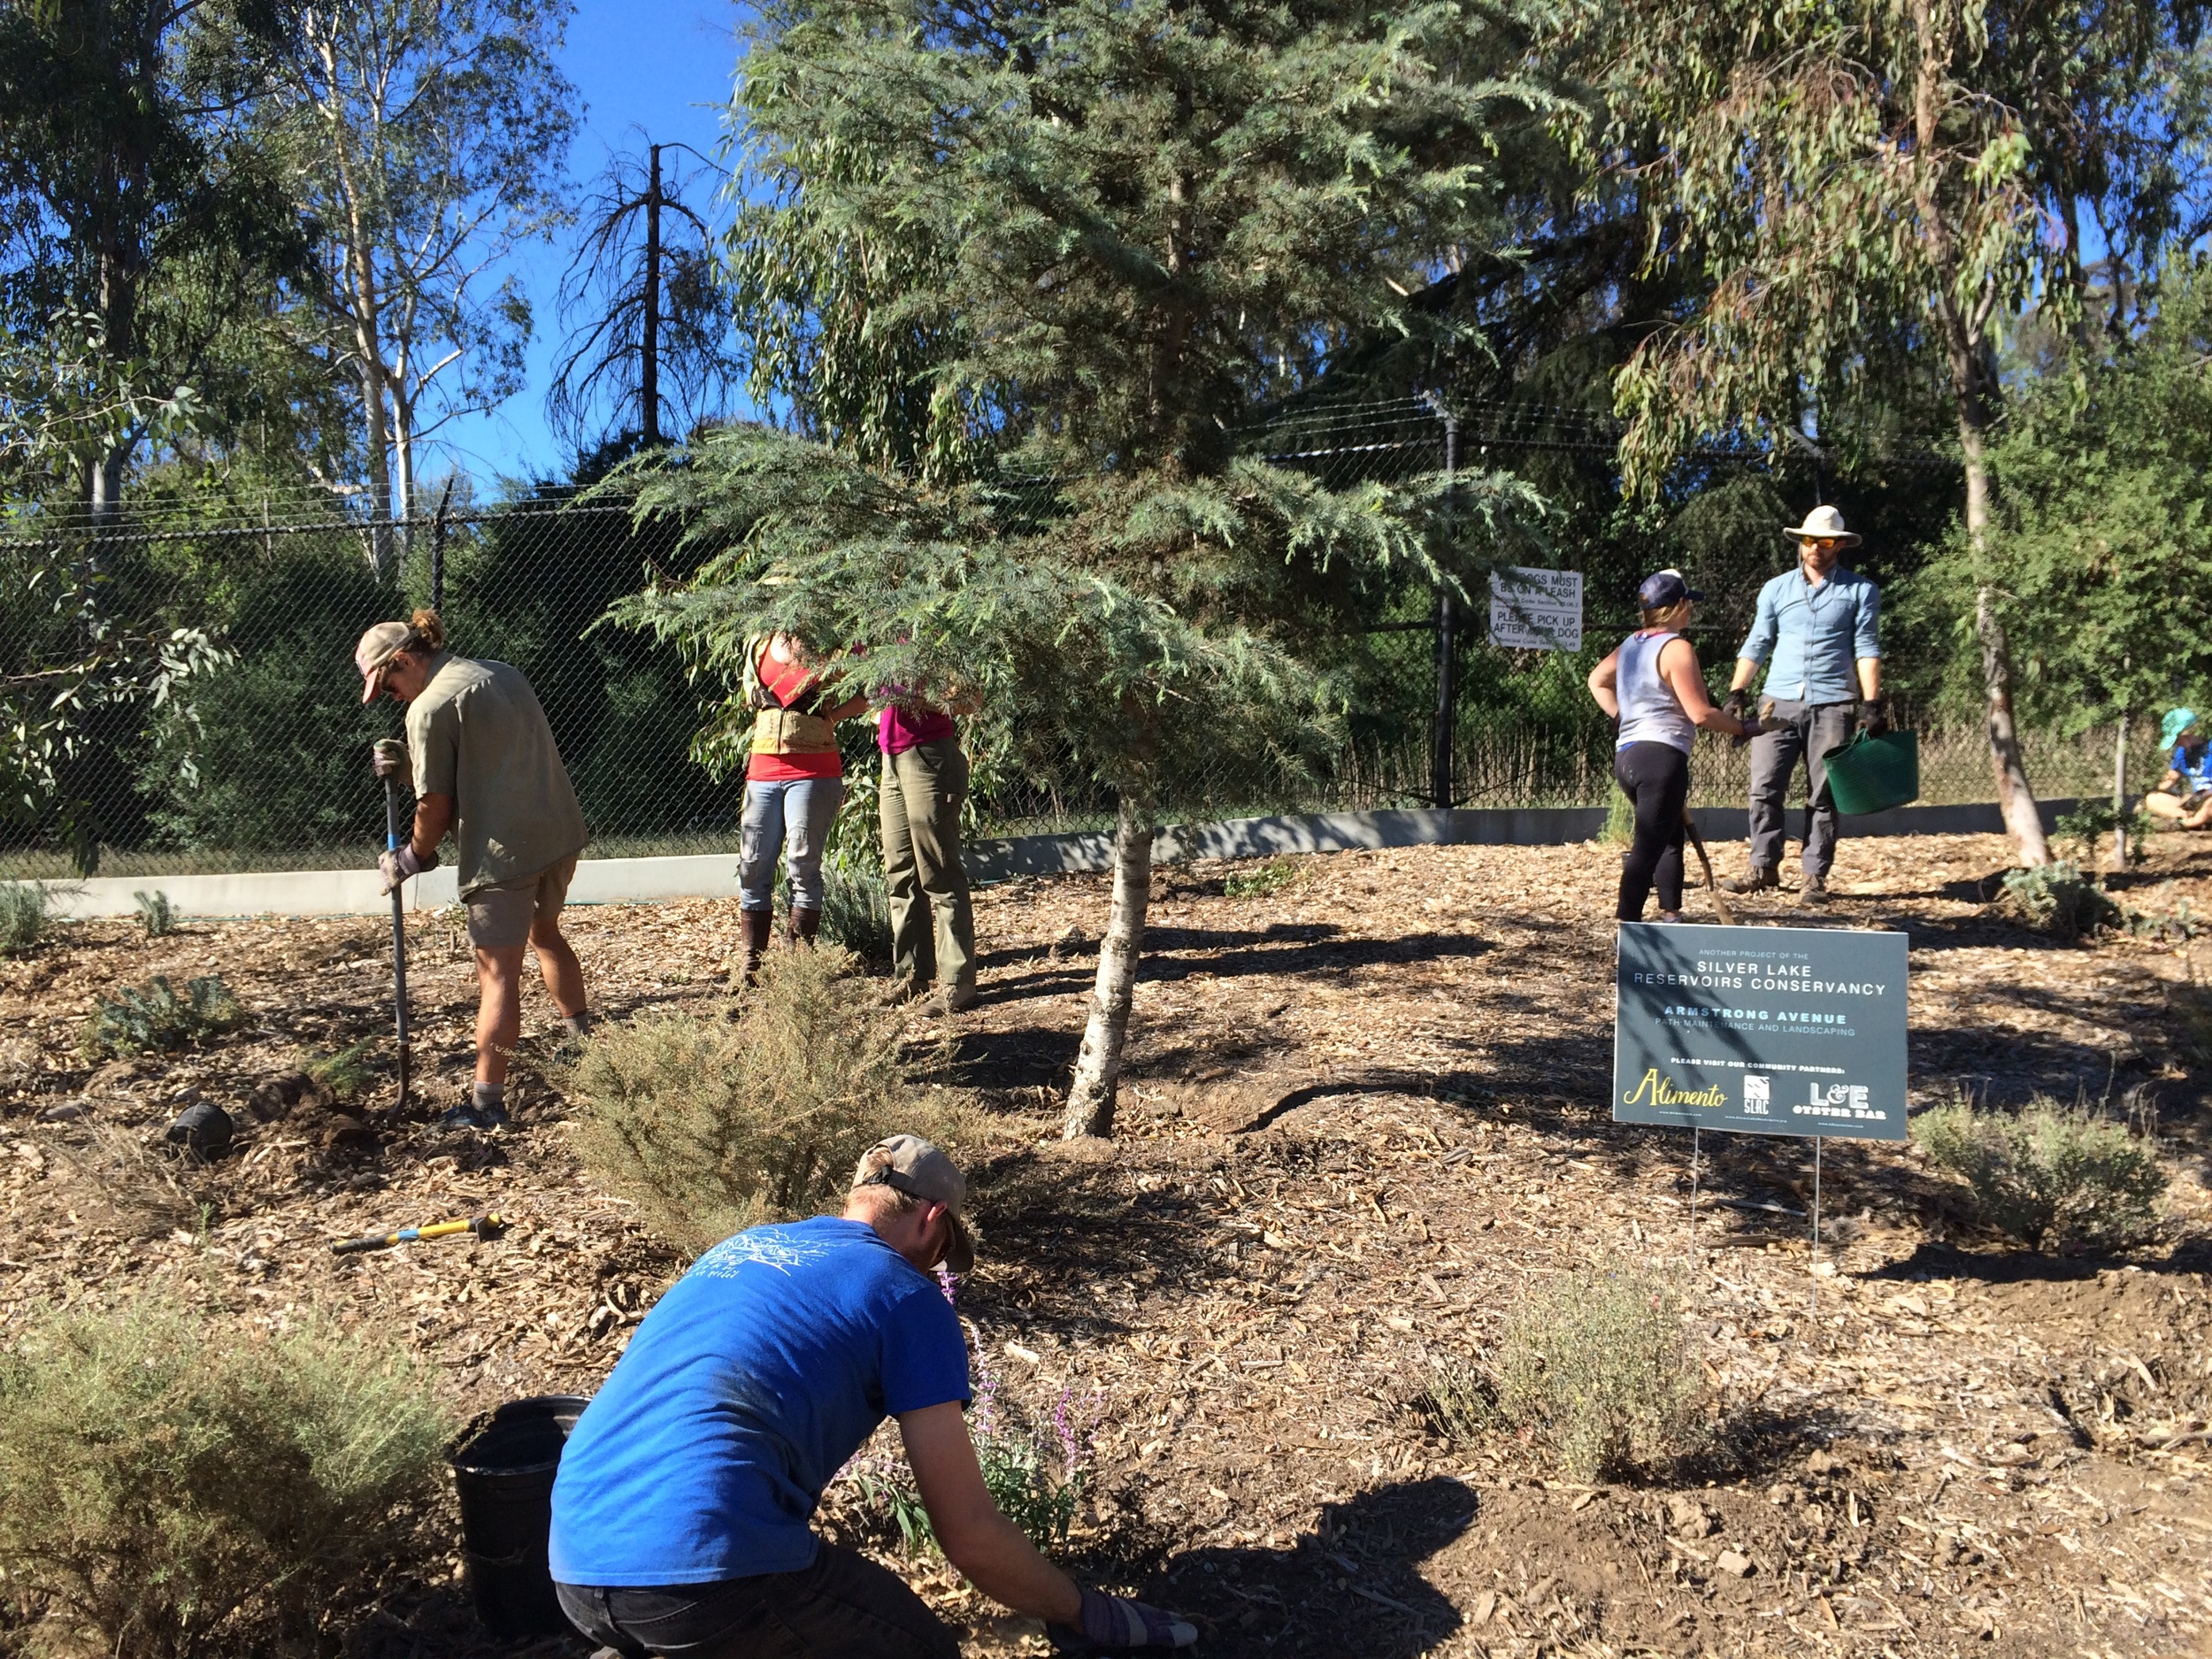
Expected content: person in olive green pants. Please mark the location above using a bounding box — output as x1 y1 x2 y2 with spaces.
877 698 977 1010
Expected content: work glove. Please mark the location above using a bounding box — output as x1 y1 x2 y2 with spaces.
1733 715 1767 743
1046 1589 1199 1650
1855 699 1889 737
377 844 435 895
1721 689 1749 725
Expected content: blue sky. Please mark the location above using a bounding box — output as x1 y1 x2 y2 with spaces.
435 1 742 490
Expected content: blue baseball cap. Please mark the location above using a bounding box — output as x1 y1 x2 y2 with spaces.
1637 568 1703 608
2162 708 2199 749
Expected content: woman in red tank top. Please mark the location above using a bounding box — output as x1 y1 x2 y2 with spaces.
737 634 865 978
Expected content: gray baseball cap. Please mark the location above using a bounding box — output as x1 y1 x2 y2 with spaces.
852 1133 974 1272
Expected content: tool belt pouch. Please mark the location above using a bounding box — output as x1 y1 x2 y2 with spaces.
751 707 838 757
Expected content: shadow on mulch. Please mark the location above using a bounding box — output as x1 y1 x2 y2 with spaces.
1861 1237 2212 1285
1105 1475 1481 1659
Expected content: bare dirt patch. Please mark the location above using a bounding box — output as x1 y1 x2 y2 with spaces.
4 832 2210 1655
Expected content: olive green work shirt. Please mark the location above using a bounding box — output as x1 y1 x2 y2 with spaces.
404 652 588 899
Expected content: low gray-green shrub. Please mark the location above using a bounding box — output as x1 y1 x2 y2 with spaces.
1414 1353 1497 1447
1 880 51 956
566 946 976 1252
0 1295 451 1659
1490 1260 1707 1481
81 975 246 1059
2001 860 2120 939
134 889 179 937
1914 1097 2166 1252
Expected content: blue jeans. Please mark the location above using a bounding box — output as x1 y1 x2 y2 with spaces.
739 777 843 911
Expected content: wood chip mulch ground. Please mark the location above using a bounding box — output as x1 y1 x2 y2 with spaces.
4 829 2210 1658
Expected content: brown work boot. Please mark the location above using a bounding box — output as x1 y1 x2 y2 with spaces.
788 906 822 946
1721 866 1781 895
735 909 772 983
1798 873 1831 906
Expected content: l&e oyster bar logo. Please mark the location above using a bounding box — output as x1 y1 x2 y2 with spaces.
1612 923 1909 1142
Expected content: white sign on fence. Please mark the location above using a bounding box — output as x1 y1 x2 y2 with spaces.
1488 566 1584 651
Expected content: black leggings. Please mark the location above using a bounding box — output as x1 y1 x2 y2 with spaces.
1615 741 1689 921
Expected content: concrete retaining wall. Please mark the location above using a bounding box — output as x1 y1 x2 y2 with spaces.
32 799 2082 918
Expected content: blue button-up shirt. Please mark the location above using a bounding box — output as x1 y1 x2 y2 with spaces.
1737 565 1881 704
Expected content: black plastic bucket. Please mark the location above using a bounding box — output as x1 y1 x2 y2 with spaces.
450 1394 591 1638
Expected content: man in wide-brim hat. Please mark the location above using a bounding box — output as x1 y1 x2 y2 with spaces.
1719 504 1886 906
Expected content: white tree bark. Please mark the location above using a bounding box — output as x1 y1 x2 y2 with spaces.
1063 794 1155 1140
2112 710 2131 870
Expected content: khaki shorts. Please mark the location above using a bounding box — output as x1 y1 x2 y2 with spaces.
465 856 578 950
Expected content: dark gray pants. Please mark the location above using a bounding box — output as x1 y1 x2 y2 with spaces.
557 1544 960 1659
1747 700 1857 878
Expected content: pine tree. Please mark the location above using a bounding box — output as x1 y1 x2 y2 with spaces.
611 0 1552 1137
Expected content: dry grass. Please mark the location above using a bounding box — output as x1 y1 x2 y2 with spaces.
565 945 982 1253
0 1294 450 1659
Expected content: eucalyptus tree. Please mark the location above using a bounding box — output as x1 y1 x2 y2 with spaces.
1911 255 2212 862
0 0 306 512
267 0 576 564
1565 0 2212 866
625 0 1555 1139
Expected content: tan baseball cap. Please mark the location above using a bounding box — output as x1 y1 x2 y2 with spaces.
354 621 413 703
853 1133 975 1273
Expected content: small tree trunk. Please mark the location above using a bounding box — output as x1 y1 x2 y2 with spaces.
1064 793 1155 1139
2112 710 2131 870
643 143 663 447
1958 409 2051 867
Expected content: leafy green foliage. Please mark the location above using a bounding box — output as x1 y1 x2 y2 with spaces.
1490 1260 1708 1481
841 1370 1093 1556
81 975 246 1060
303 1041 377 1102
1915 1098 2166 1253
2001 861 2120 940
1223 859 1302 901
0 879 50 956
1906 256 2212 736
2054 802 2148 870
0 1295 450 1659
565 946 972 1252
134 888 178 936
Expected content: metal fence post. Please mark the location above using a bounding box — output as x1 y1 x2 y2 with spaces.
431 478 454 611
1432 401 1460 810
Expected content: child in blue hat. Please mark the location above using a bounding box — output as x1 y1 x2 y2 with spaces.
2146 708 2212 829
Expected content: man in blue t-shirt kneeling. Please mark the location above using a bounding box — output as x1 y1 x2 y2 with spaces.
550 1133 1196 1656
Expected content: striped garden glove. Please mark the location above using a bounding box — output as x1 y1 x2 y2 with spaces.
1048 1589 1198 1650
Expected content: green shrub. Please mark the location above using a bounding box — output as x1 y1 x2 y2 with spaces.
1224 858 1302 900
1490 1260 1707 1481
0 1295 450 1659
81 975 247 1059
1914 1097 2166 1252
134 889 179 937
2001 860 2120 939
303 1040 377 1102
566 946 974 1252
820 861 893 961
2054 801 2148 868
1 880 51 956
839 1373 1091 1556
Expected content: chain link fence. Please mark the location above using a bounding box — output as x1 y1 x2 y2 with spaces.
2 410 2133 879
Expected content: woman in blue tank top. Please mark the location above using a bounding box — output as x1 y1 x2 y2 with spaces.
1587 570 1764 921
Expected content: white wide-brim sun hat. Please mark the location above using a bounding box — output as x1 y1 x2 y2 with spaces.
1783 504 1861 547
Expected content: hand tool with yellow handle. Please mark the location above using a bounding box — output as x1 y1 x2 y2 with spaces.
331 1212 506 1255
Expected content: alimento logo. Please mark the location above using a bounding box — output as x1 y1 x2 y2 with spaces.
1620 1068 1728 1110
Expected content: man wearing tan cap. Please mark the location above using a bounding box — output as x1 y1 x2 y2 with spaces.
1720 504 1886 907
354 608 590 1125
549 1134 1197 1656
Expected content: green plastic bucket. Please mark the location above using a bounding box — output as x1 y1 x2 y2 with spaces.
1821 730 1920 816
